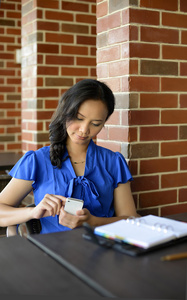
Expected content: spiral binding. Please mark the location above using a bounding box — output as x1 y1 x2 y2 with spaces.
126 216 174 234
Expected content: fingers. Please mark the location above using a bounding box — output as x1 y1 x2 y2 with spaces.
34 194 65 219
59 208 89 229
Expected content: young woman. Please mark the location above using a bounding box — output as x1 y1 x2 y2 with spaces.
0 79 139 235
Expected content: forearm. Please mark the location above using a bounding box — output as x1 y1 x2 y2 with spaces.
0 204 34 227
88 213 140 227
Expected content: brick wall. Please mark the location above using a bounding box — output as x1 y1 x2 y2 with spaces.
22 0 96 152
1 0 187 216
0 0 22 152
97 0 187 216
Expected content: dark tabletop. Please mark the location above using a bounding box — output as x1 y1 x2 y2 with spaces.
28 213 187 299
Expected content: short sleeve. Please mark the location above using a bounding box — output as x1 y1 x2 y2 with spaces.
9 151 37 183
113 152 133 189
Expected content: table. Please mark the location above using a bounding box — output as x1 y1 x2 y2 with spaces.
28 213 187 299
0 235 100 296
0 152 22 171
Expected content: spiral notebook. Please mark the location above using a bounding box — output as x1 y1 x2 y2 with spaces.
94 215 187 250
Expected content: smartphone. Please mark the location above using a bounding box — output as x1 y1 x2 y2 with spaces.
64 197 84 215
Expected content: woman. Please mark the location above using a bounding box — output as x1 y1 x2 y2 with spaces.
0 79 138 235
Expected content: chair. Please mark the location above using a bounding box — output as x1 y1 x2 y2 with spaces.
6 204 42 237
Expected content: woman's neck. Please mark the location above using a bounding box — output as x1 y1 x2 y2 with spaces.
66 139 89 159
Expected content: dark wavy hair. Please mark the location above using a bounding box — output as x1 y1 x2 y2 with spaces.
49 79 115 168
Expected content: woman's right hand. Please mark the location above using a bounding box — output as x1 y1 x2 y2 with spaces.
31 194 66 219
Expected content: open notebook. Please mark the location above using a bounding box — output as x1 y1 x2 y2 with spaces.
94 215 187 249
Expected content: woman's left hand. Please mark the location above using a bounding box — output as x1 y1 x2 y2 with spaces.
58 207 92 229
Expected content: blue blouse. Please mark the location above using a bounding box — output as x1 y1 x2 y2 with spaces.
9 140 133 234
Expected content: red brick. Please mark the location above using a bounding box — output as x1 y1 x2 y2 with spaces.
61 67 88 76
179 153 187 171
162 172 187 188
122 9 129 25
130 43 160 59
140 93 178 108
0 103 16 109
162 12 187 28
129 128 137 142
106 111 121 125
45 11 73 21
140 126 178 141
122 43 129 58
161 141 187 156
139 190 177 208
37 21 59 31
181 0 187 12
28 122 43 131
0 119 15 125
97 127 108 140
130 25 138 41
128 160 138 176
108 26 129 45
108 11 121 29
130 8 159 25
7 143 22 150
180 62 187 75
140 0 178 11
7 111 21 117
141 27 179 44
130 59 138 74
37 89 59 98
97 46 120 63
61 45 88 55
97 64 108 78
97 16 109 33
109 60 129 77
0 3 15 10
46 33 73 44
179 188 187 202
163 45 187 60
181 31 187 44
7 78 21 85
97 1 108 18
140 158 178 174
130 110 159 125
162 110 187 124
22 111 34 120
7 28 21 35
162 78 187 92
77 36 96 45
121 110 129 126
109 127 128 142
76 57 96 66
102 78 120 93
0 36 15 43
76 14 96 24
131 175 159 192
38 44 59 54
46 55 74 65
0 86 15 93
0 69 15 76
38 66 59 76
22 132 33 142
37 0 59 9
129 76 159 92
62 1 89 12
35 111 54 120
122 77 129 92
180 94 187 107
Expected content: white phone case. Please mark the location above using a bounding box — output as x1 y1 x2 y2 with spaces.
64 197 84 215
